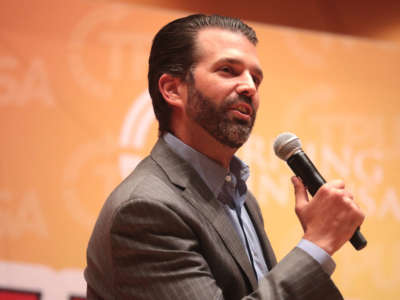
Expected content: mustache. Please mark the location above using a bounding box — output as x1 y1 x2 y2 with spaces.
238 94 252 105
223 94 255 111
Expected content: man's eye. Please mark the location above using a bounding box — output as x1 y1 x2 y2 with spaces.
220 66 233 73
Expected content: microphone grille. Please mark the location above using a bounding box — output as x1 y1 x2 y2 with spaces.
273 132 302 161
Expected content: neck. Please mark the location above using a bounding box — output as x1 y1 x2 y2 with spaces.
170 122 237 170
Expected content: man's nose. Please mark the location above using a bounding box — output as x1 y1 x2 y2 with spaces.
236 72 256 98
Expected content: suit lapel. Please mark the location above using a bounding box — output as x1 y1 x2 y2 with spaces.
182 186 259 290
245 196 277 270
151 138 258 290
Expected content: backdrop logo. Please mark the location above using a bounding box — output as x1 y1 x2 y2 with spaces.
62 133 121 229
68 4 151 100
0 189 48 238
119 90 156 178
0 56 55 107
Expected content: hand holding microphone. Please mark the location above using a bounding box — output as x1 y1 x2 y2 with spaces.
273 132 367 254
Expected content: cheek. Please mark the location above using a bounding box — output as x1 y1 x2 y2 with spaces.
205 73 235 92
253 96 260 111
205 84 233 103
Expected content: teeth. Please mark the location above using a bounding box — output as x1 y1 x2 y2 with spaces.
237 106 247 114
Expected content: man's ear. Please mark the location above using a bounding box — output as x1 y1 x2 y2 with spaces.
158 73 185 108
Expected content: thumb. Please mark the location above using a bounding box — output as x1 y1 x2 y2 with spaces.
291 176 309 211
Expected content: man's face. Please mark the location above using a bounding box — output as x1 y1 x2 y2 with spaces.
186 75 257 148
184 28 263 149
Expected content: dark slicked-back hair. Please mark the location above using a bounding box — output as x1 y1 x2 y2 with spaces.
148 14 258 134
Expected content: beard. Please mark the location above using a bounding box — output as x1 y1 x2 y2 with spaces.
185 80 256 149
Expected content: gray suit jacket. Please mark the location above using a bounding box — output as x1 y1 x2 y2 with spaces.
85 138 343 300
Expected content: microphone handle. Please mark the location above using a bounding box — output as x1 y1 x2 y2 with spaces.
287 151 367 250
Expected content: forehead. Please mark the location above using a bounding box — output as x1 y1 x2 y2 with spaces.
194 28 261 68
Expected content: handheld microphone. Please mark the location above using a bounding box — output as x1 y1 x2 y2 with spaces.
273 132 367 250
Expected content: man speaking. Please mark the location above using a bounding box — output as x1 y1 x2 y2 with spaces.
84 14 365 299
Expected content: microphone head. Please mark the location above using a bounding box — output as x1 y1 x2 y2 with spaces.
273 132 302 161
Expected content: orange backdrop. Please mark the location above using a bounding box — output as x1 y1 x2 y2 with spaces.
0 0 399 299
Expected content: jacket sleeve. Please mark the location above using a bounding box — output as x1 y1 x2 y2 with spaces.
248 247 343 300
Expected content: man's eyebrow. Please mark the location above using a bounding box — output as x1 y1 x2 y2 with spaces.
215 57 264 79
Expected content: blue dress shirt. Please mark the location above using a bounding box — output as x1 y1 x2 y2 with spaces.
163 133 335 279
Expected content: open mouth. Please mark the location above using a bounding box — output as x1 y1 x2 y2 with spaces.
230 103 253 118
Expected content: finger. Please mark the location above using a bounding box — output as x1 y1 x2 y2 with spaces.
344 195 361 210
326 179 346 190
291 176 309 211
335 188 354 200
344 191 354 200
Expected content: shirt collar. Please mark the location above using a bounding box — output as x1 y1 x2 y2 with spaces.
163 132 250 197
